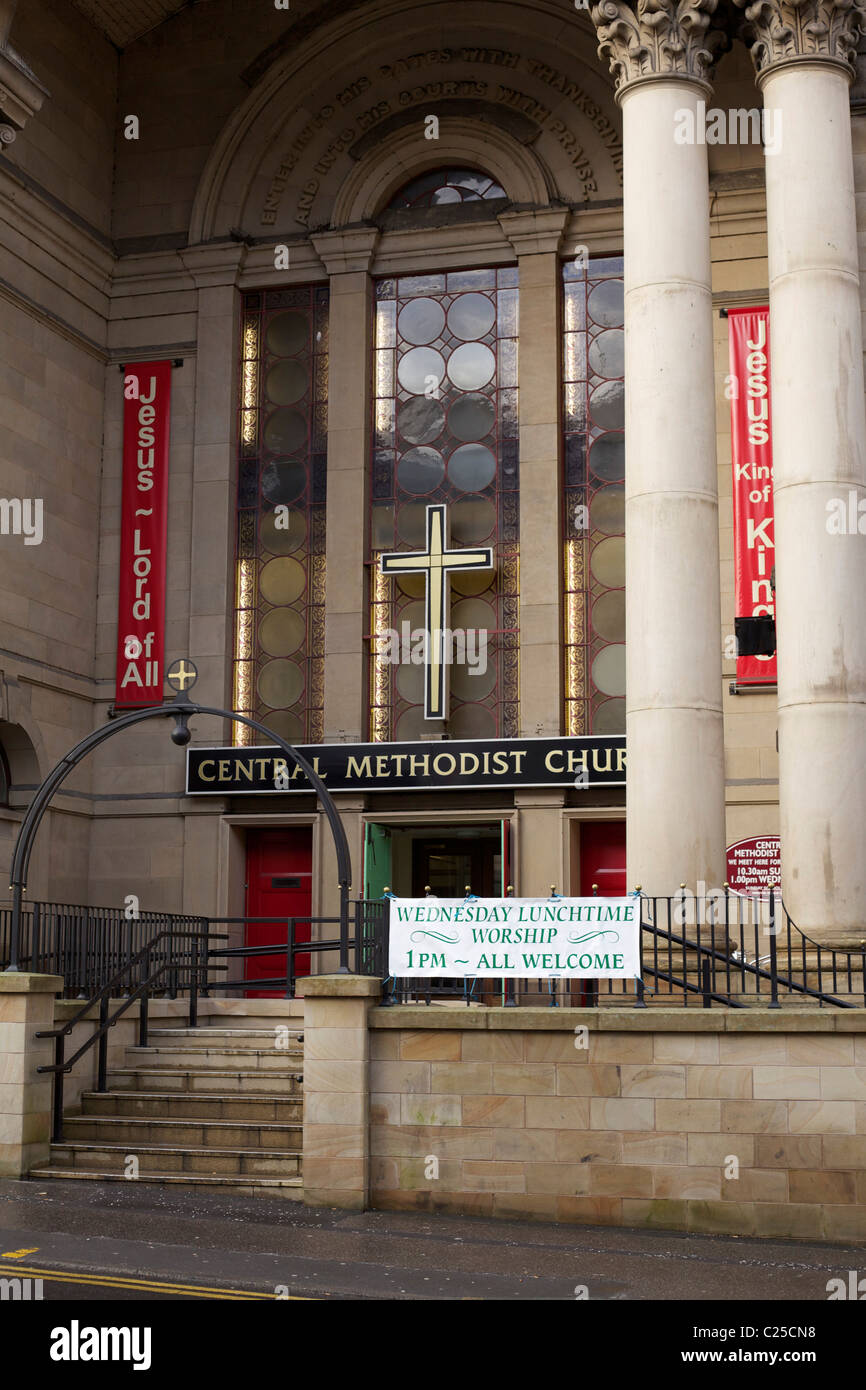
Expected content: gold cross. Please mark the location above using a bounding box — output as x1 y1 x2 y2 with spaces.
167 658 198 692
379 504 493 720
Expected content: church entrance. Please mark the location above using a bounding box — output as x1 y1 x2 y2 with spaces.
411 832 501 897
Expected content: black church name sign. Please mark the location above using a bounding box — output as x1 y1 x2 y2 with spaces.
185 736 626 795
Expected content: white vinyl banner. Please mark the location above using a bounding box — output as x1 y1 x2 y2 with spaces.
388 896 641 979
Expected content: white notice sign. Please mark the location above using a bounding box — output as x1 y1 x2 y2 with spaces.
388 896 640 979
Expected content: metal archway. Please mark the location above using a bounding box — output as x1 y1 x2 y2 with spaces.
6 699 352 972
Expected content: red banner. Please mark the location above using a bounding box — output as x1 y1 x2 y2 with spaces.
115 361 172 706
728 307 776 685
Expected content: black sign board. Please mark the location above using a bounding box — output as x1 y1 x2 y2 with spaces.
185 736 626 795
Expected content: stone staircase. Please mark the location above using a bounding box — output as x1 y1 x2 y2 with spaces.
29 1025 305 1197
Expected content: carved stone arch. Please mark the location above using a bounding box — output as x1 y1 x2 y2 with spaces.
188 0 621 243
330 118 554 227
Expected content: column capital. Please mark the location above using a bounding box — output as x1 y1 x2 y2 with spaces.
590 0 731 100
733 0 865 82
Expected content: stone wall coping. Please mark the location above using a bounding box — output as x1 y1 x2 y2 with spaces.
0 972 64 994
368 1005 866 1032
299 975 382 998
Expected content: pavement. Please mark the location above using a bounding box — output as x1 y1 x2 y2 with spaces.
0 1176 863 1303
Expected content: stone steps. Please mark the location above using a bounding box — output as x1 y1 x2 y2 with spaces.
29 1024 305 1198
80 1089 302 1122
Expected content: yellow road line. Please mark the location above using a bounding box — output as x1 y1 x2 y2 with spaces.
0 1263 310 1300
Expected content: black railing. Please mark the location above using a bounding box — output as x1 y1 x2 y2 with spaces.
377 889 866 1010
35 926 210 1141
0 901 207 997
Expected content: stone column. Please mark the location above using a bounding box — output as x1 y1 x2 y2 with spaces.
500 210 570 737
733 0 866 945
298 973 380 1211
0 973 63 1178
311 228 379 744
590 0 730 895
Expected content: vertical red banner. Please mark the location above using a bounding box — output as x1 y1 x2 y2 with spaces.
115 361 172 706
728 308 776 685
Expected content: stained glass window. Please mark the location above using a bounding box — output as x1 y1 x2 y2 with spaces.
233 286 329 746
562 257 625 736
369 267 519 741
386 168 506 210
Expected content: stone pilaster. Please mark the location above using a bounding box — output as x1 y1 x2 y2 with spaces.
311 228 379 744
589 0 729 896
735 0 866 945
500 209 569 737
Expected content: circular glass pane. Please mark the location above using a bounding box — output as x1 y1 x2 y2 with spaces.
448 442 496 492
591 484 625 536
265 311 308 357
447 292 496 341
260 506 305 554
259 607 306 657
589 329 624 379
590 433 625 482
396 502 428 546
395 705 428 740
265 359 307 406
590 536 625 589
589 380 625 430
397 572 426 598
447 342 495 390
259 556 306 605
396 600 425 633
451 652 496 702
592 589 625 643
451 597 495 631
257 658 304 709
450 497 496 544
588 279 624 327
371 503 395 550
261 458 306 504
398 396 445 445
398 446 445 494
398 347 445 395
449 392 494 442
262 709 304 743
594 697 625 735
592 643 626 697
448 703 496 739
396 660 426 703
398 297 446 346
264 408 307 455
452 568 494 596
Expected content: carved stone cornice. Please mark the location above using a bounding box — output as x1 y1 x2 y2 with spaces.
590 0 731 98
0 42 49 139
732 0 866 80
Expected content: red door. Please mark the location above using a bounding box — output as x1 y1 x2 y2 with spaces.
575 822 627 1005
580 821 627 897
245 829 312 997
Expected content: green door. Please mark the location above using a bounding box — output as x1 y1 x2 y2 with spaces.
363 822 392 899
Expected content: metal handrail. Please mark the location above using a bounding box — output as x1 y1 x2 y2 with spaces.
35 927 209 1142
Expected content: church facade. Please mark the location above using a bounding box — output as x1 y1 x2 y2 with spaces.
1 0 865 964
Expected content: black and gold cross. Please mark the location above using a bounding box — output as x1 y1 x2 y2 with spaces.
379 504 493 720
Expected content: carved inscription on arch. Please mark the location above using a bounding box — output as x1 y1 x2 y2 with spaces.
256 48 623 226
